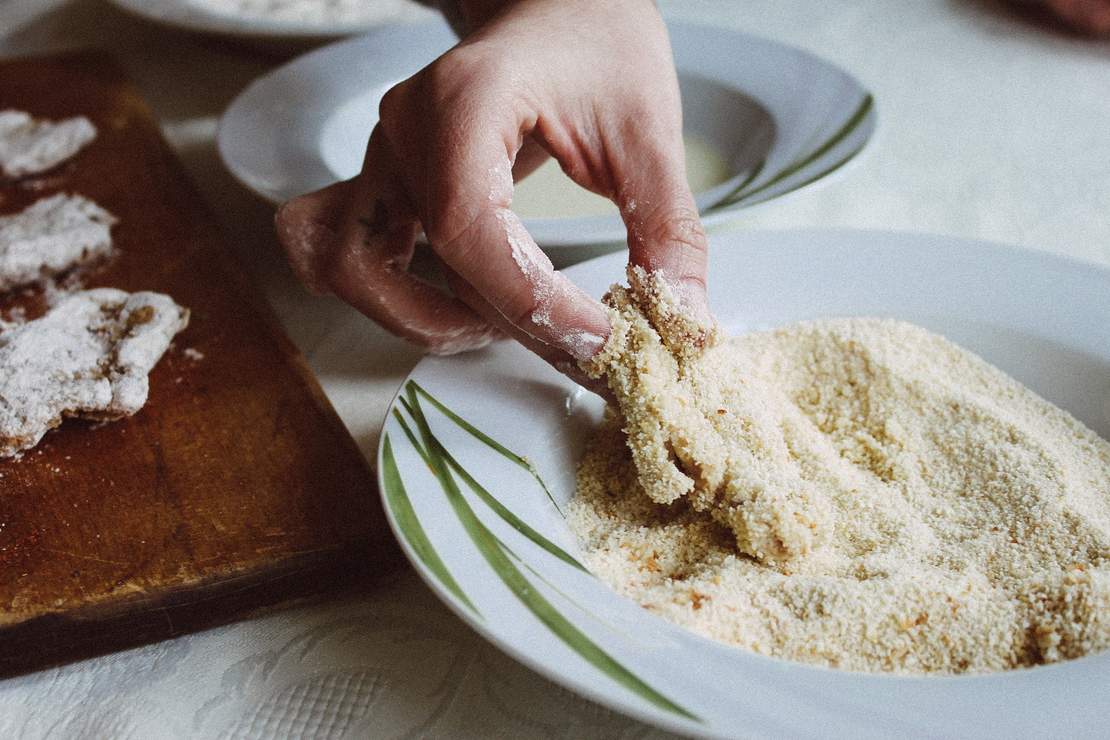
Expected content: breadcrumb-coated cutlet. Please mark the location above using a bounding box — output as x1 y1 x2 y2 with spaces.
576 271 1110 674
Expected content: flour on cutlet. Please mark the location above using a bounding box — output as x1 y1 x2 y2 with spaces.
0 193 116 292
0 110 97 178
0 288 189 458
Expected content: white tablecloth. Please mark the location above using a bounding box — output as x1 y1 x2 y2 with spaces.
1 1 1107 736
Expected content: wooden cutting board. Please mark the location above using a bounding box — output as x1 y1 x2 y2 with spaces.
0 52 399 677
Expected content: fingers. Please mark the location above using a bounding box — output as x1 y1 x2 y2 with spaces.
406 118 610 362
436 202 611 362
275 179 352 294
376 48 614 365
276 1 716 373
376 55 612 362
443 266 610 396
615 141 712 330
275 135 497 356
1046 0 1110 34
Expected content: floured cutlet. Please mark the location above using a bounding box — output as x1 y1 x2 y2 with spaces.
0 288 189 458
0 193 117 292
0 110 97 178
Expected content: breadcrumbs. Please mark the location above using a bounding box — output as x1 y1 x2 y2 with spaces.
574 276 1110 674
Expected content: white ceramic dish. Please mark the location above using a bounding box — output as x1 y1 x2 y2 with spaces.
219 19 875 258
376 229 1110 739
108 0 435 49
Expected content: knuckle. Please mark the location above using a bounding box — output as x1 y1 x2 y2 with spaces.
631 94 676 130
377 80 415 131
618 85 682 140
641 202 707 252
421 55 457 102
633 200 709 281
430 45 503 92
501 290 542 329
422 47 509 124
426 209 483 263
377 83 425 153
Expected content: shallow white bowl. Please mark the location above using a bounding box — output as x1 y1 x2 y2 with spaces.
218 18 875 259
377 228 1110 738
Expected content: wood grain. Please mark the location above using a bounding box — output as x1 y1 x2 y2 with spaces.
0 52 399 677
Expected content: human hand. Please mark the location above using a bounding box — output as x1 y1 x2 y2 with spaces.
276 0 710 385
1043 0 1110 33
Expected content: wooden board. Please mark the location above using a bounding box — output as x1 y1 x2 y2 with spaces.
0 52 399 677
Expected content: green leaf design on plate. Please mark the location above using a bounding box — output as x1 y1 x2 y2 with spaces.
381 433 480 618
403 386 586 571
402 391 699 722
397 393 584 576
774 143 867 197
398 396 637 636
445 448 588 572
410 381 563 516
393 406 430 466
713 92 874 209
705 156 766 213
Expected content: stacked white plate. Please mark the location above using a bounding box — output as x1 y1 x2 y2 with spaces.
218 18 876 259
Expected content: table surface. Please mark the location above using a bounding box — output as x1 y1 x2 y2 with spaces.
1 1 1107 737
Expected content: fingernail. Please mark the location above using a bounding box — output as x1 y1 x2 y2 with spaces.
422 323 500 356
561 329 608 362
670 277 713 327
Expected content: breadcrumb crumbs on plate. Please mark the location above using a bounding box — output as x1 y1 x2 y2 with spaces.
575 276 1110 675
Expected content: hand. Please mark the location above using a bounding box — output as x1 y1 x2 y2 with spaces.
1043 0 1110 34
276 0 710 385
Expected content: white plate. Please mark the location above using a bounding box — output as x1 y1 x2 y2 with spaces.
218 18 875 257
108 0 435 48
376 229 1110 739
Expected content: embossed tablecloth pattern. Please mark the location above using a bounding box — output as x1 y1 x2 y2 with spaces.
1 1 1108 737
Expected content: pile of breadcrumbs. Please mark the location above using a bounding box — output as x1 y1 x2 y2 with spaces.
572 270 1110 674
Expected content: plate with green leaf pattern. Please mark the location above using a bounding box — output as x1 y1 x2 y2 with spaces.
377 228 1110 739
220 18 875 260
